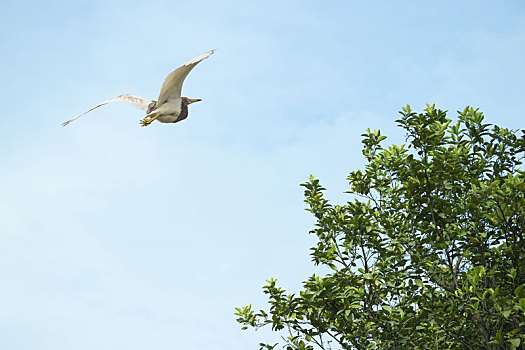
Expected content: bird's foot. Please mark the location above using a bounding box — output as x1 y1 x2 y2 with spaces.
139 117 155 127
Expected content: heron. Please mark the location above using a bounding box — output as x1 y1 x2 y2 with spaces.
62 50 215 127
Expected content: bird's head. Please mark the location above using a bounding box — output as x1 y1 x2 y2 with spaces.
182 97 202 105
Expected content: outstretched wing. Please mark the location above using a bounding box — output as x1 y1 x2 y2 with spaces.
156 50 215 106
62 94 155 126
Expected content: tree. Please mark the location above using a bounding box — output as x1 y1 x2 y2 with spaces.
236 105 525 350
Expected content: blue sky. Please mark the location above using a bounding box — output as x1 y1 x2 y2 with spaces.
0 1 524 349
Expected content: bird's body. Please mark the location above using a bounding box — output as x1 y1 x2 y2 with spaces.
62 50 214 127
154 98 184 123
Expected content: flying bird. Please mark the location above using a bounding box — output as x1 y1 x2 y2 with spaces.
62 50 215 127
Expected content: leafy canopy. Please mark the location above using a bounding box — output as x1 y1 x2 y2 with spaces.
236 105 525 350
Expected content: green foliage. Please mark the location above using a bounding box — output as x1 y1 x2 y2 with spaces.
235 105 525 349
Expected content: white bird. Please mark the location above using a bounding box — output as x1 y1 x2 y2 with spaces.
62 50 215 127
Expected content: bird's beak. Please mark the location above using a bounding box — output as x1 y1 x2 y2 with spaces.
187 98 202 104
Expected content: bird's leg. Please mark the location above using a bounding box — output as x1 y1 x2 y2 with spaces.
139 114 158 127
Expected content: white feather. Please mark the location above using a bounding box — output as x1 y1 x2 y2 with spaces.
62 94 154 126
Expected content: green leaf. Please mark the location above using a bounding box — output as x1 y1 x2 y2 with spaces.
509 338 521 348
515 284 525 298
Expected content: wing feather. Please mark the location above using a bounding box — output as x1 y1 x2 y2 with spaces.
61 94 154 126
156 50 215 105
